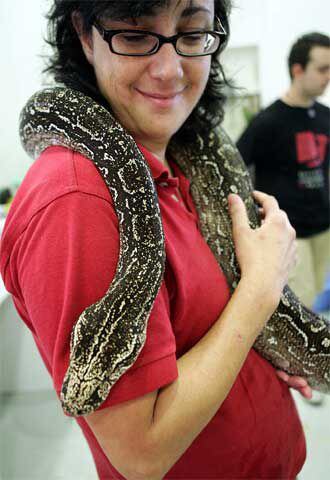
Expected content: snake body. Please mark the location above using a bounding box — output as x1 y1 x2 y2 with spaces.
19 87 330 416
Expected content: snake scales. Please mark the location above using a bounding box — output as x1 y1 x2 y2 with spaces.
19 87 330 416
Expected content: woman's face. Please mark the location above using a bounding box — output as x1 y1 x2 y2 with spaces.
79 0 214 150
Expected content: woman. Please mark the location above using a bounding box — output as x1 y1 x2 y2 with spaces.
0 0 312 478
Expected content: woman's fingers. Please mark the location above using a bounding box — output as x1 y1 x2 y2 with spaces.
252 190 279 216
253 191 296 241
228 194 249 233
300 385 313 399
276 371 313 399
229 190 297 300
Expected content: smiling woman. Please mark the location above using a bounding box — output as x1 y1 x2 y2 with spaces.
46 0 230 149
72 3 215 157
0 0 317 479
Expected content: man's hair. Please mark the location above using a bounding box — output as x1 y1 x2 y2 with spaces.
288 32 330 80
44 0 232 144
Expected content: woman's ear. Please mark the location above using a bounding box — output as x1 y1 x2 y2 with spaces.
71 11 94 65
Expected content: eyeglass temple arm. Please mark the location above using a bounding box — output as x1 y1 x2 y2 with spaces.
215 16 227 35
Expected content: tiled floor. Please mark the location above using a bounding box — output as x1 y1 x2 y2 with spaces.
0 388 329 479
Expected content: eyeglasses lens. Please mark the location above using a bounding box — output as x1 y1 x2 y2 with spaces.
112 33 158 55
177 33 219 55
111 32 220 56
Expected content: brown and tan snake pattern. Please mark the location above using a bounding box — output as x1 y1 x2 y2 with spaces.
19 87 330 416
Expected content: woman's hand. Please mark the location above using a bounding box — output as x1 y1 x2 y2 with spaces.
228 190 297 307
276 371 313 399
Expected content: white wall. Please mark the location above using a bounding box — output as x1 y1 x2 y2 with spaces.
0 0 329 188
227 0 330 107
0 0 51 190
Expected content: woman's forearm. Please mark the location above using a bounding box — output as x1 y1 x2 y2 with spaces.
147 280 277 479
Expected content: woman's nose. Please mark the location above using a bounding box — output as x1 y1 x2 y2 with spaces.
148 43 184 82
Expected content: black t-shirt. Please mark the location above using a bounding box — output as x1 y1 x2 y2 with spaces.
237 99 330 237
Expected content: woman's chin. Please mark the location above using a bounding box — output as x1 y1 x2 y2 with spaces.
134 121 181 144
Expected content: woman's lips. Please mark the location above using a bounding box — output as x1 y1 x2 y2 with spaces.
135 88 184 107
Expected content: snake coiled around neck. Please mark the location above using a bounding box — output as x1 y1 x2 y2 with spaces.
19 87 330 416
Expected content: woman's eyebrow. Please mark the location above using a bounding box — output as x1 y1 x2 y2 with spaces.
180 6 212 18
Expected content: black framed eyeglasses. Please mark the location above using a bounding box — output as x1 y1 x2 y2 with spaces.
93 20 227 57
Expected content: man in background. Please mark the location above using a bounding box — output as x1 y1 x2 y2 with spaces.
237 32 330 312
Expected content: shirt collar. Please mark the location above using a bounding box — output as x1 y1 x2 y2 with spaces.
137 143 178 187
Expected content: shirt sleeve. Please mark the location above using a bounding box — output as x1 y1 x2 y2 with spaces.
14 189 178 412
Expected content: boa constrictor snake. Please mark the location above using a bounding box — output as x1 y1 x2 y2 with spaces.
19 87 330 416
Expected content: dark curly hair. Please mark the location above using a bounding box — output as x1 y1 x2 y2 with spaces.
44 0 232 144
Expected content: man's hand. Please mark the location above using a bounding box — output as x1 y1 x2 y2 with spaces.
276 370 313 399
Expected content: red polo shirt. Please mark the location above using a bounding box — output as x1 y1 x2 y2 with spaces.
0 145 306 479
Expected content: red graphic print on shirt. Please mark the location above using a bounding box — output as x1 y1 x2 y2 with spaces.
296 132 329 168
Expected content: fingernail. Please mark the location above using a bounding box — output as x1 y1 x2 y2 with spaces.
228 194 236 206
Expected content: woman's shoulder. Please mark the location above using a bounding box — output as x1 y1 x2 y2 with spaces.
0 146 116 282
14 145 112 216
1 146 113 257
31 145 110 200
